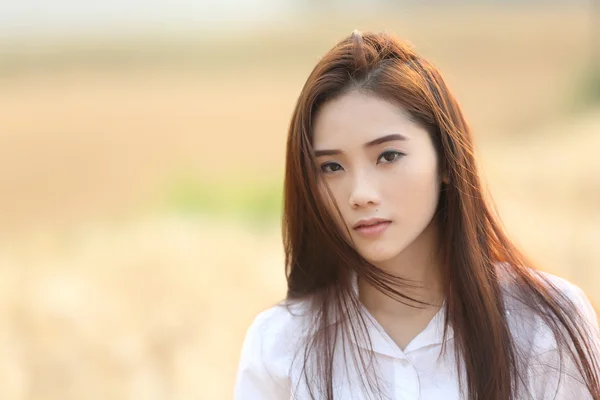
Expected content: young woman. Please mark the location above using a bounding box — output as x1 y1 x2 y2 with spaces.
233 30 600 399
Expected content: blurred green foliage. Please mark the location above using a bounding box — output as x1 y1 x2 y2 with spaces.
572 64 600 110
160 173 283 223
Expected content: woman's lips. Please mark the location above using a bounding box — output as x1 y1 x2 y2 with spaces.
354 221 391 237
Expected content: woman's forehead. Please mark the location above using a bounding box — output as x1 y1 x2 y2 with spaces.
312 92 425 150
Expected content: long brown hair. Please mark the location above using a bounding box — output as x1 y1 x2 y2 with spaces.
282 30 600 399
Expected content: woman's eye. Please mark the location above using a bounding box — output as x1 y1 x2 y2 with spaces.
378 150 404 164
320 162 343 174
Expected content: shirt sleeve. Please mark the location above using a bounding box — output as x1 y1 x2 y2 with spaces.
233 311 288 400
529 280 600 399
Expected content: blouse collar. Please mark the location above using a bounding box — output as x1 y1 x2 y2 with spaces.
346 271 454 359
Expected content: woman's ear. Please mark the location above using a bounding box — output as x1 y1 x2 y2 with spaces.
442 171 450 184
439 157 450 185
439 167 449 185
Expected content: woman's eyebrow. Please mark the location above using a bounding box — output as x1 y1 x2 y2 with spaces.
314 133 407 157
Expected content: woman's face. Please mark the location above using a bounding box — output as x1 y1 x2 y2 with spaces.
312 90 444 266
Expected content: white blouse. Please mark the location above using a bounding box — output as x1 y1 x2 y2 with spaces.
234 272 600 399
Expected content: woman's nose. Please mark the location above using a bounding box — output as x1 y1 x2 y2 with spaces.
348 174 381 209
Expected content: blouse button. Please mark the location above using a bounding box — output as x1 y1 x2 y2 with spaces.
394 358 419 398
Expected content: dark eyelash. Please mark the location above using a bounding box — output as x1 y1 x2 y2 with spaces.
378 150 405 163
320 162 342 174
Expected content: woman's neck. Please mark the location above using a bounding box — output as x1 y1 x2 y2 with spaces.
357 218 445 318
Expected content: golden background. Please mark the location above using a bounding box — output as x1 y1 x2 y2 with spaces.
0 3 599 399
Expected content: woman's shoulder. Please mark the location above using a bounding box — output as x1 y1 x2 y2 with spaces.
500 270 600 398
501 269 599 355
540 271 597 319
235 299 314 397
502 269 597 322
249 297 313 331
242 298 314 359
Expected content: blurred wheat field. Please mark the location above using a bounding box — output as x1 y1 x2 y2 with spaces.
0 6 599 399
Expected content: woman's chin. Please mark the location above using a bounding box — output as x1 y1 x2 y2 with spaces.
358 247 400 266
